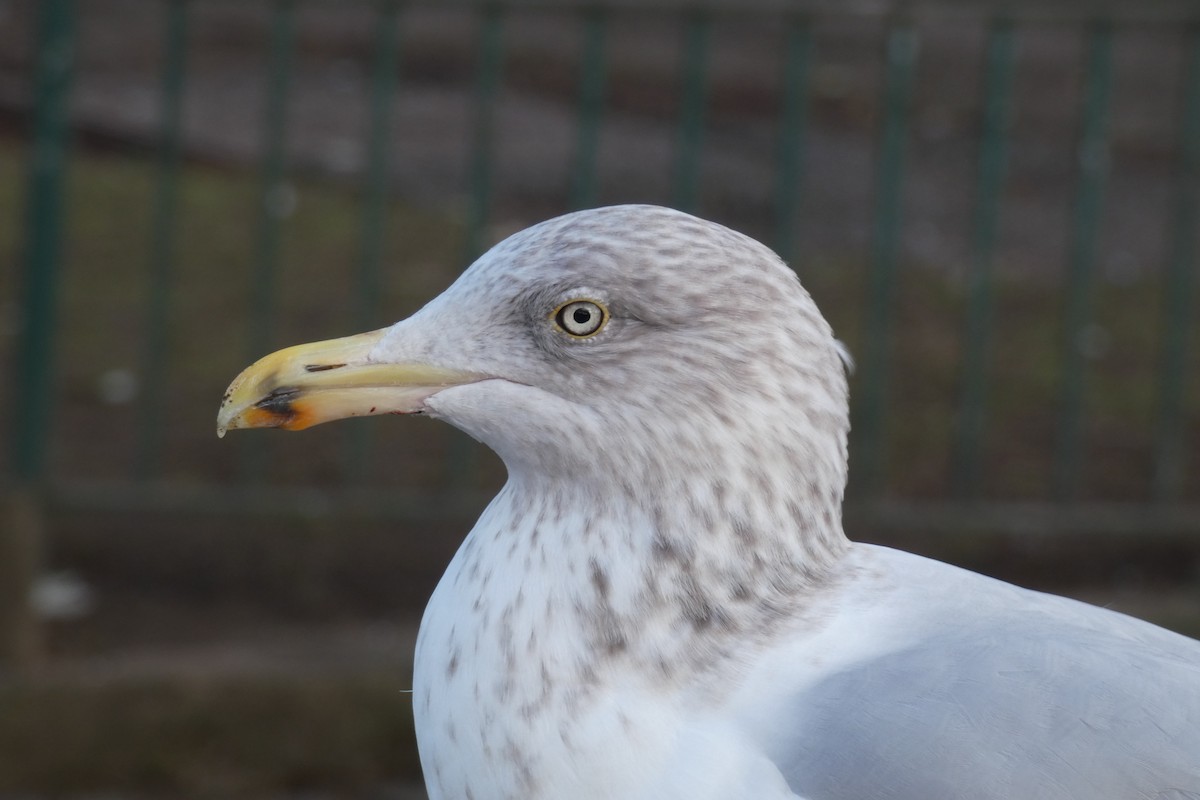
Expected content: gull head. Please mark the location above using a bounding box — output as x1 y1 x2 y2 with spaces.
218 205 850 533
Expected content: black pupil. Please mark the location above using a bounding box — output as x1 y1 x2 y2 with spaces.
572 307 593 325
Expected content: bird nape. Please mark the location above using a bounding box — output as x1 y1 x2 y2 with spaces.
219 205 1200 800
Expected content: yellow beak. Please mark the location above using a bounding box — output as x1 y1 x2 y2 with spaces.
216 328 481 437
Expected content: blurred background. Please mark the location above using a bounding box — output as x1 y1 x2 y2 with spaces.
1 0 1198 796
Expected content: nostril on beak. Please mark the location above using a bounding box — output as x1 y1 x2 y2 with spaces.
253 387 301 413
304 363 346 373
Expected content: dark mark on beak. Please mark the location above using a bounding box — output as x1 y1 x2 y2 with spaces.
253 387 300 417
304 363 345 373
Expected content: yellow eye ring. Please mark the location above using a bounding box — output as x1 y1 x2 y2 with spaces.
552 299 609 338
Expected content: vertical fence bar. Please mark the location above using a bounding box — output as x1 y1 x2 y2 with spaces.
346 0 401 482
570 7 608 210
1053 22 1113 501
671 10 711 214
10 0 75 485
4 0 76 676
452 5 506 491
241 0 296 480
952 19 1017 499
853 22 919 496
773 16 813 267
461 5 505 265
248 0 296 360
1153 24 1200 502
136 0 189 479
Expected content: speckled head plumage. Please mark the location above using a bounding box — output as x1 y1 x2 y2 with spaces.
380 205 850 548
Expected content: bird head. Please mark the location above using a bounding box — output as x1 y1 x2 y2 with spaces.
218 205 849 497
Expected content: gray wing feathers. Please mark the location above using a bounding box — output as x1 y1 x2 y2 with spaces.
779 618 1200 800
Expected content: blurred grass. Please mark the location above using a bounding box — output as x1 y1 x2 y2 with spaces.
806 252 1199 502
0 135 506 495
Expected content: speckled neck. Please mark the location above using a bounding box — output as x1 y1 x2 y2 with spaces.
413 447 850 799
502 405 852 674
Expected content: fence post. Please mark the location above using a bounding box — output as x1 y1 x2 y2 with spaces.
952 19 1017 498
1153 24 1200 501
2 0 76 674
853 22 919 496
1053 22 1114 501
671 10 712 214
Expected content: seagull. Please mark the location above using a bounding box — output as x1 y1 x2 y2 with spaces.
218 205 1200 800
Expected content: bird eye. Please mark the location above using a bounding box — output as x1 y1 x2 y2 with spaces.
553 300 608 338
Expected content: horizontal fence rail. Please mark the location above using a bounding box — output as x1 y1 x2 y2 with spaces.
7 0 1200 535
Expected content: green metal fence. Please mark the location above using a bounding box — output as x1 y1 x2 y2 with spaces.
7 0 1200 537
